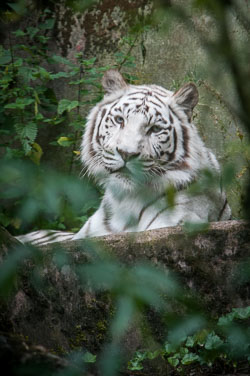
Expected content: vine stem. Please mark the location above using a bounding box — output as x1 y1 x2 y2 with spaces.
8 29 15 73
117 33 140 72
68 60 83 176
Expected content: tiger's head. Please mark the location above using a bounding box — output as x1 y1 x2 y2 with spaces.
81 70 201 192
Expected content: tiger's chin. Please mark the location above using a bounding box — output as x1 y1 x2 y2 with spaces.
103 169 163 197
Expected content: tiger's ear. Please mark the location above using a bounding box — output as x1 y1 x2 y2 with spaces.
102 70 127 94
173 83 198 120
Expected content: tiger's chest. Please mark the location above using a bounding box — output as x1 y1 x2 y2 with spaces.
76 187 226 239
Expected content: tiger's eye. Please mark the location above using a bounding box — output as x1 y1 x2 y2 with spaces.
151 125 162 133
114 115 124 124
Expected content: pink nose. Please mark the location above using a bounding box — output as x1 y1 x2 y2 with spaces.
116 148 140 162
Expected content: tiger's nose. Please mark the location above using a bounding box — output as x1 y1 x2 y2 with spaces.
116 148 140 162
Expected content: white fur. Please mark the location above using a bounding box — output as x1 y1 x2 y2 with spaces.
16 73 231 245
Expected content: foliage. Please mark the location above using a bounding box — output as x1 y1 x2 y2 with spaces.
128 306 250 373
0 18 102 160
0 6 140 234
0 159 100 232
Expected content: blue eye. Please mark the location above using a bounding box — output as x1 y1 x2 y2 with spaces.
114 115 124 124
151 125 162 133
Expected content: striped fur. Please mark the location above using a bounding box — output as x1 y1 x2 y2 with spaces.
17 70 231 245
73 70 231 239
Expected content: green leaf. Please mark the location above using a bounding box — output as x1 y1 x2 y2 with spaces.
7 2 27 15
0 50 11 65
82 57 96 66
5 98 34 110
165 184 176 207
204 332 223 350
128 362 144 371
26 26 40 39
39 18 55 30
186 336 195 347
218 306 250 326
128 351 146 371
15 122 38 154
27 142 43 165
0 212 12 227
164 342 177 354
168 315 206 345
110 296 135 339
168 356 180 367
232 306 250 319
181 353 200 365
12 30 26 37
51 55 76 67
147 350 160 360
32 67 51 80
83 351 96 363
0 245 32 298
50 72 72 79
57 136 74 147
182 221 209 234
57 99 79 115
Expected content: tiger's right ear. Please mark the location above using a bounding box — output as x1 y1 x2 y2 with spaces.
102 70 127 94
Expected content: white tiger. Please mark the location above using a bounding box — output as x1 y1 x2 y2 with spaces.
16 70 231 245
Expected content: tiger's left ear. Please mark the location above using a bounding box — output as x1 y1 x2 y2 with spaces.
102 70 128 94
173 83 199 121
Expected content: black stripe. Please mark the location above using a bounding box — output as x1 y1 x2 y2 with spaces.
89 111 99 157
152 144 160 158
138 194 165 224
153 94 166 107
147 99 162 108
128 97 142 101
127 90 148 96
169 112 174 124
34 232 73 245
151 87 169 96
169 105 181 122
145 206 169 230
103 155 116 161
103 201 112 233
96 108 107 144
108 100 120 113
218 199 229 221
182 125 189 158
160 135 170 144
31 231 58 242
168 128 177 161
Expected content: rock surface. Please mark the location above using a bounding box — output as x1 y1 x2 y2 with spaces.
0 220 249 375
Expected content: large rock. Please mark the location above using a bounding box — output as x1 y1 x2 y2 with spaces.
0 220 249 357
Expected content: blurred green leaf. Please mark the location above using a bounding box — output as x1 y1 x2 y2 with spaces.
111 296 135 339
83 351 96 363
0 244 33 297
58 99 79 115
39 18 55 30
168 356 179 367
168 315 206 345
218 306 250 326
183 221 209 234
